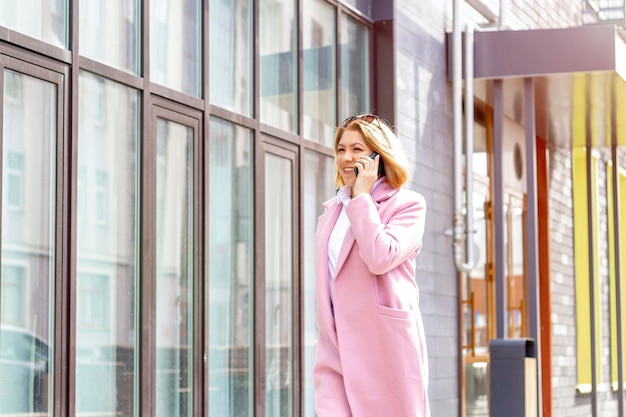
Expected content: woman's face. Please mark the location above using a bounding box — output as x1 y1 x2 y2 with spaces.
336 129 374 188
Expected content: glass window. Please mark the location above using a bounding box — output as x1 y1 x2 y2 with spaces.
150 0 201 97
209 0 252 116
79 0 140 74
0 0 67 48
302 150 335 417
303 0 336 146
207 117 253 417
76 71 139 417
260 0 297 133
1 69 56 416
155 118 194 417
341 13 370 119
264 150 294 417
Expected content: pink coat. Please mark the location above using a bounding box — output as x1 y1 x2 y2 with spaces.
313 179 430 417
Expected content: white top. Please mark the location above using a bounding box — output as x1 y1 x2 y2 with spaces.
327 177 386 305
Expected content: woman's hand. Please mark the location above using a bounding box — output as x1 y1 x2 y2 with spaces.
352 154 380 197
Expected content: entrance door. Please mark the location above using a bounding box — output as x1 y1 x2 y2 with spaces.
504 191 528 339
460 112 531 416
462 177 493 417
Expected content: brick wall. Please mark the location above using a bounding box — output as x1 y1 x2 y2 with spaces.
395 1 458 415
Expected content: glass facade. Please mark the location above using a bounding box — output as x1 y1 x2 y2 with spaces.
0 1 372 415
209 0 252 115
76 72 140 417
303 0 336 146
264 150 295 417
207 117 253 417
260 0 298 132
80 0 140 74
0 0 66 48
1 69 57 416
150 0 201 96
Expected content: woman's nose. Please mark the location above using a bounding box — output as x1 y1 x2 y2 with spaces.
342 151 355 161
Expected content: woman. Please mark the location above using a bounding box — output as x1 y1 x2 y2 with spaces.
313 114 430 417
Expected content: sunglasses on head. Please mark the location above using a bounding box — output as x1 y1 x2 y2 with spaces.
341 114 380 128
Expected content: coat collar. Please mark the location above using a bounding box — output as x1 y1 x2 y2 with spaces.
322 177 398 210
319 178 399 280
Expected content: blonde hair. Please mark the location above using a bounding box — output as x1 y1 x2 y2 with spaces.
334 115 409 189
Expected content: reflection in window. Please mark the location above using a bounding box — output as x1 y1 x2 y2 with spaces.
77 272 110 330
1 265 26 325
5 152 24 210
76 71 139 417
264 152 294 417
155 118 193 417
208 117 253 417
4 73 21 103
341 14 370 119
95 171 109 224
260 0 298 132
302 150 335 417
303 0 336 146
93 78 106 126
80 0 139 74
150 0 201 96
1 69 56 416
209 0 252 115
0 0 67 47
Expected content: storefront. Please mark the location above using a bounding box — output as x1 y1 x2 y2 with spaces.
0 1 381 416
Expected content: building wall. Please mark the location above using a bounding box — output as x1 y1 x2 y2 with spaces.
395 1 458 416
392 1 626 417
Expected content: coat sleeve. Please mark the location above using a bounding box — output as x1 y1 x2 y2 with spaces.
346 190 426 275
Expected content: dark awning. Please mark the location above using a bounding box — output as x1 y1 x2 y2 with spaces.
447 24 626 147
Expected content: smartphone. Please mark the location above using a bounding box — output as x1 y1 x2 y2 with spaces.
355 152 385 176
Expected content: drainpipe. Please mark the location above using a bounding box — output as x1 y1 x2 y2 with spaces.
451 0 476 272
499 0 510 28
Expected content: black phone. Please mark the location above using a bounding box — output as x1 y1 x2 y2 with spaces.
355 152 385 177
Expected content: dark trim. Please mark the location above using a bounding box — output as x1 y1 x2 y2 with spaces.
524 77 542 415
492 80 506 339
373 19 395 127
67 0 79 414
150 83 205 111
139 0 154 415
253 136 265 417
201 0 209 413
78 56 145 90
335 6 342 123
301 136 335 157
260 122 302 145
0 26 72 64
295 0 304 414
537 137 552 417
208 105 256 130
252 0 261 413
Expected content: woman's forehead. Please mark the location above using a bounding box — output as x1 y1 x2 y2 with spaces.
337 129 367 146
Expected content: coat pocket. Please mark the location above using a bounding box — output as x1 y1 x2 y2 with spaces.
376 304 417 320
